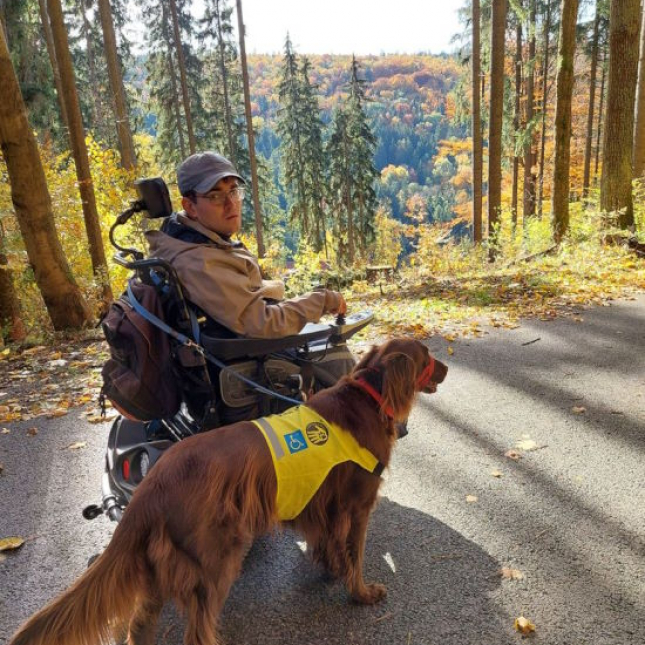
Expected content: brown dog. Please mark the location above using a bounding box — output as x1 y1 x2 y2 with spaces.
9 338 448 645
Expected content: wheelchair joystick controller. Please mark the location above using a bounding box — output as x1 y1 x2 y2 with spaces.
335 313 346 326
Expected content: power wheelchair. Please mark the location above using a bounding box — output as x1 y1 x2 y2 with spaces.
83 178 373 523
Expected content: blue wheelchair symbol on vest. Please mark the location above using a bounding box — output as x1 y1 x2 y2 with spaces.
284 430 308 454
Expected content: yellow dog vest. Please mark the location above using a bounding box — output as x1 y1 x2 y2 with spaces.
252 406 382 520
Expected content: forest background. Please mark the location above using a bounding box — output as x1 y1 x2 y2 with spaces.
0 0 644 347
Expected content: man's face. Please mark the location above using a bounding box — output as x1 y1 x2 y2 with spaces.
182 176 243 237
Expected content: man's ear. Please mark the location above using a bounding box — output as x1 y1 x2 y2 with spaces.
182 196 197 219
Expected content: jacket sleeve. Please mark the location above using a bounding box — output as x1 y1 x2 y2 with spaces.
171 246 341 338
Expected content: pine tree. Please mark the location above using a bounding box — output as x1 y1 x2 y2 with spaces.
299 56 327 252
346 55 378 259
139 0 203 167
277 35 309 238
326 106 353 263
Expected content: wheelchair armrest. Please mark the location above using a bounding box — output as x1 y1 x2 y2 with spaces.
201 323 332 361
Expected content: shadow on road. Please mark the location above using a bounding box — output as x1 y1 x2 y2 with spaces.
205 498 504 645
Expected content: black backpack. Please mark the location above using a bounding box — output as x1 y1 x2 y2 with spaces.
100 279 181 421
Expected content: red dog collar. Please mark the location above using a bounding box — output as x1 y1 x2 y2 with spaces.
415 356 436 390
354 378 395 418
354 356 437 418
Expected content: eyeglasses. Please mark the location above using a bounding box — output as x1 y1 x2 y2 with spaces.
196 186 246 205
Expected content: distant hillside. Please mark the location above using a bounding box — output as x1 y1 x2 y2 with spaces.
248 54 465 187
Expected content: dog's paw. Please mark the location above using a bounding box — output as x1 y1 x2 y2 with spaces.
352 583 387 605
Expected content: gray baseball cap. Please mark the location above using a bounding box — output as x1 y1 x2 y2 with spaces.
177 151 245 195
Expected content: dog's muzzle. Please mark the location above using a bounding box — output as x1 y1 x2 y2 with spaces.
417 357 448 394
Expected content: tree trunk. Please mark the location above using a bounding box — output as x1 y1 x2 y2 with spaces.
78 0 104 131
600 0 640 229
168 0 196 154
488 0 507 256
594 43 607 182
217 0 236 164
0 26 92 330
523 0 536 220
472 0 483 244
512 15 522 226
551 0 579 244
98 0 136 170
537 0 552 217
632 2 645 178
37 0 69 132
46 0 112 303
582 1 600 197
236 0 265 258
0 240 25 342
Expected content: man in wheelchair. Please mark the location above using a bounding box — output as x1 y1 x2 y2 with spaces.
146 151 347 339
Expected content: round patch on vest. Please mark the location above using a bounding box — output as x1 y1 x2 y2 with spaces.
306 421 329 445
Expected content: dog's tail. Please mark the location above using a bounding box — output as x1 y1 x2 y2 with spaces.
8 521 147 645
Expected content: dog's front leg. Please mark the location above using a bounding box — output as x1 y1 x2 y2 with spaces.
344 510 386 605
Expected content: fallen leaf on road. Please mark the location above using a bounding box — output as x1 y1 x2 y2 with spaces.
505 450 522 460
514 616 536 635
0 462 4 475
491 470 503 478
447 346 454 355
48 408 69 418
572 406 586 414
0 537 25 552
26 427 38 436
1 428 10 434
500 567 525 580
466 495 478 503
516 439 538 452
67 441 88 450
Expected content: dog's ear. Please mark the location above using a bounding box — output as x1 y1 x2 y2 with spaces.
354 346 379 371
381 353 417 421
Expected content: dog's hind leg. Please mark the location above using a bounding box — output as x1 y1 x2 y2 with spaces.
126 588 163 645
182 537 251 645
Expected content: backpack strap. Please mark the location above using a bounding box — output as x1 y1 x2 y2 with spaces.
126 282 302 407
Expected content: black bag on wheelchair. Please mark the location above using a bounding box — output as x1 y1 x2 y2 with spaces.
101 279 181 421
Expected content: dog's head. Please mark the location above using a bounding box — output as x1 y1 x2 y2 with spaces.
354 338 448 421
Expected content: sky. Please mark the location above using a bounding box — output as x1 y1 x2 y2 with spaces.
211 0 465 56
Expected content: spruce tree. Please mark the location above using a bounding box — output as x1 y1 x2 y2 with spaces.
277 35 309 239
346 55 378 258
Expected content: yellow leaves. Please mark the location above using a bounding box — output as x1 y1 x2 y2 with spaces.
514 616 536 635
500 567 525 581
0 537 25 552
67 441 87 450
571 406 586 414
0 348 10 360
465 495 478 503
491 470 503 478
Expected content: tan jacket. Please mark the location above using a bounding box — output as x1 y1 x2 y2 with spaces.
145 214 341 338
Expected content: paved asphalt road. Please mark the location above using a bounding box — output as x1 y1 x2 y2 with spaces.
1 294 644 645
